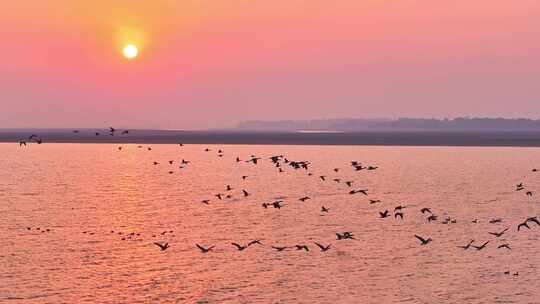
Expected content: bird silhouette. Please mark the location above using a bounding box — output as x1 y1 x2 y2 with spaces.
321 206 329 213
518 221 530 231
248 240 263 246
414 235 432 245
472 241 489 250
196 244 215 253
242 189 249 197
421 208 432 214
295 245 309 251
350 189 368 195
314 242 331 252
457 240 475 250
246 157 261 164
154 242 170 251
489 228 509 237
527 217 540 226
336 232 355 240
379 210 390 218
498 244 511 250
231 243 247 251
272 201 284 209
369 199 381 204
272 246 288 251
299 196 311 202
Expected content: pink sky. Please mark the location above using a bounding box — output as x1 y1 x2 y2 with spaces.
1 1 539 129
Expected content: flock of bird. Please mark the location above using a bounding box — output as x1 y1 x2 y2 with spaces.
18 128 539 277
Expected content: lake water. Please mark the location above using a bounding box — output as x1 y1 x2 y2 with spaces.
1 143 539 303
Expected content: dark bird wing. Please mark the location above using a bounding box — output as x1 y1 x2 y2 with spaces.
154 242 168 250
248 240 262 246
414 235 427 243
314 242 325 250
314 242 330 250
527 217 540 226
231 242 243 249
196 244 206 251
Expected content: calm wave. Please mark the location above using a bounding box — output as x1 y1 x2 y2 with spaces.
1 143 539 303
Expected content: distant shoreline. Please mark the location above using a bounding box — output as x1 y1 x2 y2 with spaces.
1 129 540 147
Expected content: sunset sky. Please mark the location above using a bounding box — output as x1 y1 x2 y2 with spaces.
1 1 539 129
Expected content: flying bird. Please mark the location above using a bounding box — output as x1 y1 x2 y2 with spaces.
314 242 331 252
248 240 263 246
498 244 511 250
472 241 489 251
526 217 540 226
154 242 170 251
295 245 309 251
336 232 355 240
457 240 475 250
272 201 284 209
350 189 368 195
231 243 247 251
272 246 288 251
421 208 432 214
489 228 509 237
414 235 432 245
196 244 214 253
517 221 530 231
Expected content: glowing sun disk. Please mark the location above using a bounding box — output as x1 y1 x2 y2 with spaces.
123 44 138 59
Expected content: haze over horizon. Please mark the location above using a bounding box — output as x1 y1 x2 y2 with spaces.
1 1 539 129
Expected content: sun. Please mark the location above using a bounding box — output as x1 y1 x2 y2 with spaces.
123 44 138 59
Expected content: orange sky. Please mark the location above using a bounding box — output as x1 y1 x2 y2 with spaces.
1 1 539 129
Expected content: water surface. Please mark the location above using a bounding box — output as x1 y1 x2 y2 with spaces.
1 144 539 303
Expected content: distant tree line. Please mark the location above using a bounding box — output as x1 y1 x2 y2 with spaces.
237 117 540 131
